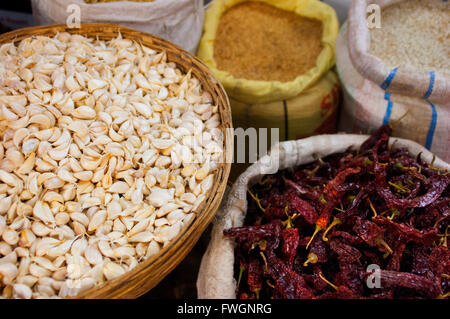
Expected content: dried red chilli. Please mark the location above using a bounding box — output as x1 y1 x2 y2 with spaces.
282 228 300 268
369 270 441 298
267 254 315 299
247 258 263 298
224 125 450 299
287 193 318 225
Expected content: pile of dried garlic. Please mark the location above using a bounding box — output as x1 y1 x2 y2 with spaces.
0 32 223 298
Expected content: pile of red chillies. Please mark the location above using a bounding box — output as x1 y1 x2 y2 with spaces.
224 126 450 299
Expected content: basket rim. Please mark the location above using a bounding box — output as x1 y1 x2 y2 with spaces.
0 23 233 298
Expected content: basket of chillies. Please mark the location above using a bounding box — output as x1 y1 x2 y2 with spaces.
197 126 449 299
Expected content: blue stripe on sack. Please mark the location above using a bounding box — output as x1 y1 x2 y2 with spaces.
425 101 437 150
380 69 397 125
423 71 435 99
380 68 398 90
382 92 394 126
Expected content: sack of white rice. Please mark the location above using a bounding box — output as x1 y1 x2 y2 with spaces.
337 0 450 162
31 0 204 53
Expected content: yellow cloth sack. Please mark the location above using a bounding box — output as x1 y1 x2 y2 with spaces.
231 70 340 140
197 0 340 140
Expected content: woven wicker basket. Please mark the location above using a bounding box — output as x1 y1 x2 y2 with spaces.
0 24 232 298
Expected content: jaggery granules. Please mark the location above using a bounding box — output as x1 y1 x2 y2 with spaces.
214 1 323 82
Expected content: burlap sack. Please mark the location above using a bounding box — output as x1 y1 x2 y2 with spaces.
31 0 204 53
336 22 450 162
196 134 449 298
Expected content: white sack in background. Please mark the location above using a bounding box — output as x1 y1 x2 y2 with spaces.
336 22 450 162
31 0 204 53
